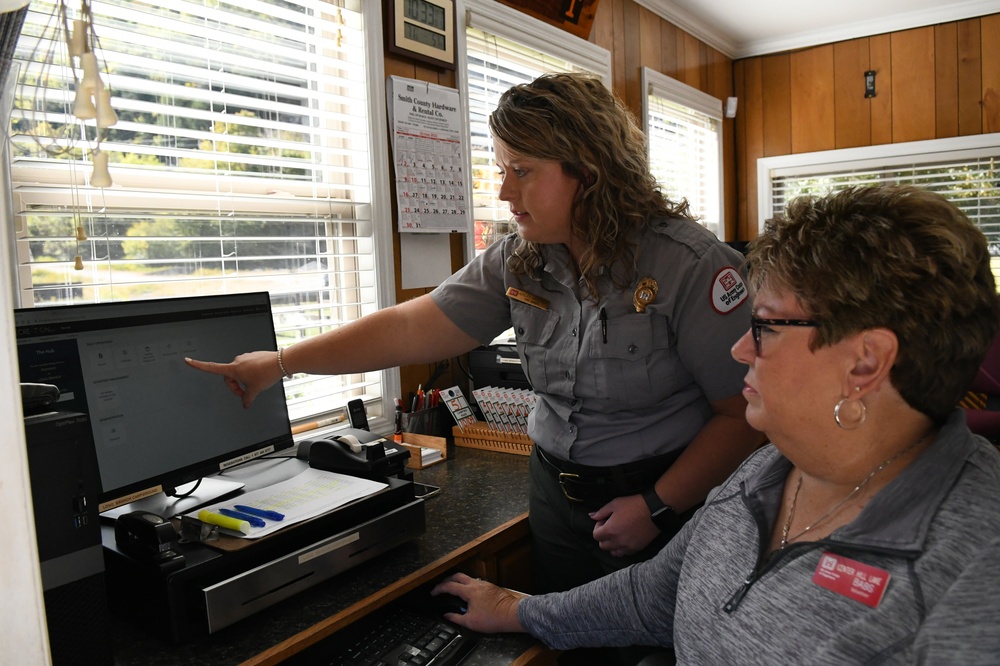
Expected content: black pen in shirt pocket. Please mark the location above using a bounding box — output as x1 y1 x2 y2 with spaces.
600 307 608 343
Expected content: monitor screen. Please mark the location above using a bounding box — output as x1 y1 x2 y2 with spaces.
15 292 294 511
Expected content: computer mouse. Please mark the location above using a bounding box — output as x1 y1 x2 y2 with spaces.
429 592 468 616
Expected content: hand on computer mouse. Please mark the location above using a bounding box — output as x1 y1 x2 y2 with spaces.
428 591 467 616
430 573 527 634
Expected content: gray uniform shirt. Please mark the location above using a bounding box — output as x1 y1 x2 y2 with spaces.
430 218 750 465
518 410 1000 664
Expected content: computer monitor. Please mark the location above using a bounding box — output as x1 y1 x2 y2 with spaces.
15 292 294 515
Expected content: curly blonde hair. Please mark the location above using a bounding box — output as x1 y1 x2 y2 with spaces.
747 185 1000 422
488 73 692 299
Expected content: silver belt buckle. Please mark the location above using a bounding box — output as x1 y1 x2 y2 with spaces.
558 472 584 502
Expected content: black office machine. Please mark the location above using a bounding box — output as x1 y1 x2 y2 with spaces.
469 343 531 391
298 428 411 480
15 293 427 642
101 463 424 641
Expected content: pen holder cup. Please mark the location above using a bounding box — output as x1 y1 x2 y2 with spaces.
402 404 452 441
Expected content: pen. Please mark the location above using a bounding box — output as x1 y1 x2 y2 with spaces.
600 307 608 344
234 505 285 521
394 398 404 443
198 509 250 534
291 414 345 435
218 508 266 528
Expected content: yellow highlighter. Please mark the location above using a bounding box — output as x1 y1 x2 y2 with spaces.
198 509 251 535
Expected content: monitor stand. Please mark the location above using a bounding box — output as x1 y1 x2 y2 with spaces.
102 477 245 520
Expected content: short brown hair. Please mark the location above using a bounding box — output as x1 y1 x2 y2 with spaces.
747 185 1000 422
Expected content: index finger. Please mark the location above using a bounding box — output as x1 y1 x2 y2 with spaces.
185 357 233 376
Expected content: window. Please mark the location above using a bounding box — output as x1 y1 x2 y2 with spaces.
642 67 723 239
460 0 610 254
7 0 396 425
758 135 1000 285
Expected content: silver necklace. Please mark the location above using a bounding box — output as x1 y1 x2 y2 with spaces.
779 435 928 549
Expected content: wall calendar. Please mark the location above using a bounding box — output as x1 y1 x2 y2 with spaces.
387 76 470 233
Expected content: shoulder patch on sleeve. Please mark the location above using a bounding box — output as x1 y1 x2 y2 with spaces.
711 266 748 314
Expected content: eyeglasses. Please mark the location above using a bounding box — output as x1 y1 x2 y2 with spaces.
750 316 818 356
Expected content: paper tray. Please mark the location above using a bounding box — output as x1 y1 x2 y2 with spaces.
400 432 447 469
452 422 533 456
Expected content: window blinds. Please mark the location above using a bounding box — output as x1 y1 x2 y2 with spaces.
8 0 384 422
643 68 723 238
464 0 610 253
764 140 1000 286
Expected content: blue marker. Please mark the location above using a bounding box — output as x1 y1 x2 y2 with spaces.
234 505 285 521
218 508 265 528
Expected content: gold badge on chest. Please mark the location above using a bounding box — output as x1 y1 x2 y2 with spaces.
633 277 658 313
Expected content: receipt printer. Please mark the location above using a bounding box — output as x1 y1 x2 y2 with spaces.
298 428 410 481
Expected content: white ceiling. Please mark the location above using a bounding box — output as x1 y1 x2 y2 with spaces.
634 0 1000 59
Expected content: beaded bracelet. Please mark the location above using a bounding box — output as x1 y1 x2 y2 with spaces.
276 348 291 379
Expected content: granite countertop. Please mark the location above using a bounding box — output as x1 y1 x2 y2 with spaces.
109 445 531 665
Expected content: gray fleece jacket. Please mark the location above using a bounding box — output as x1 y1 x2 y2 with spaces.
519 410 1000 664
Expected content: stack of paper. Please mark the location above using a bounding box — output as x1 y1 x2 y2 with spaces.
418 446 443 465
186 468 386 539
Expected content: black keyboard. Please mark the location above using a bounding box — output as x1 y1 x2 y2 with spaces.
284 603 479 666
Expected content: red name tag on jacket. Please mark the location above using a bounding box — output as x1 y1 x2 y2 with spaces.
812 551 891 608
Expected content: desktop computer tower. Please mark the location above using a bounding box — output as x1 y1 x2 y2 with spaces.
22 410 113 666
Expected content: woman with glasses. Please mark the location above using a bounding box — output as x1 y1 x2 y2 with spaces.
433 184 1000 664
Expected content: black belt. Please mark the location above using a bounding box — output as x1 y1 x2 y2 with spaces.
535 445 682 505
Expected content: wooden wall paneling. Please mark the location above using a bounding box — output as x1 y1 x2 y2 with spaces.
708 47 737 239
621 0 642 111
701 42 711 91
448 240 464 274
680 31 701 89
982 14 1000 133
790 45 835 154
638 5 661 73
722 119 737 241
659 20 679 80
889 27 936 143
868 34 893 145
957 18 983 136
707 46 732 105
934 23 959 138
610 0 627 104
385 57 417 79
414 63 435 85
742 58 765 238
733 60 748 237
833 38 872 149
590 0 614 55
761 54 791 157
672 22 685 85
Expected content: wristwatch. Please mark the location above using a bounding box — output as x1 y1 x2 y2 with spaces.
642 486 681 533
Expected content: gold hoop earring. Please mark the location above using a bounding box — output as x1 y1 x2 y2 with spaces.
834 398 867 430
